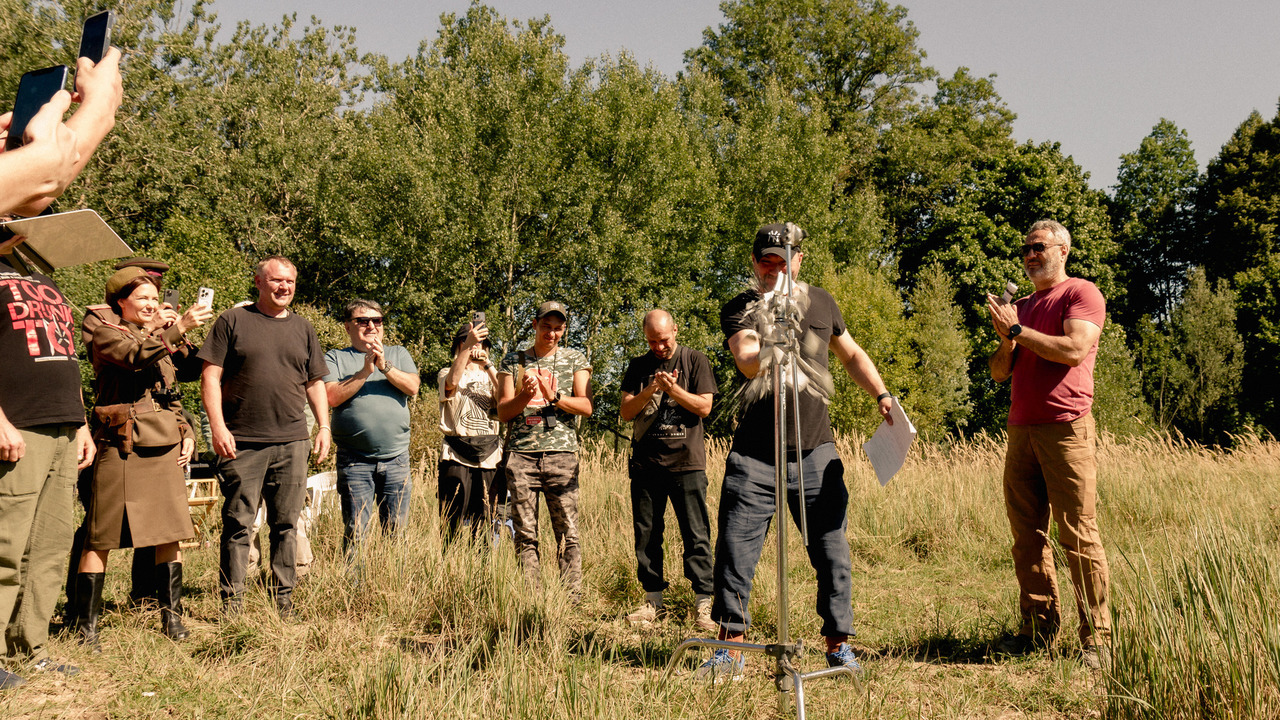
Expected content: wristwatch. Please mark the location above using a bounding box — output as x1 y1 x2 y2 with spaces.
551 391 563 405
1007 323 1023 340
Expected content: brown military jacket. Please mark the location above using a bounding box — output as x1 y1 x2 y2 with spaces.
89 319 200 444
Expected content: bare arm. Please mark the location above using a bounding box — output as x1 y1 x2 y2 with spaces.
201 362 235 459
619 383 657 421
0 93 79 216
553 369 593 417
987 293 1101 377
831 332 893 424
496 372 532 422
327 353 375 407
306 378 330 460
727 329 762 379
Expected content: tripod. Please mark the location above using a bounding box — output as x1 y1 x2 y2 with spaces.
664 225 857 718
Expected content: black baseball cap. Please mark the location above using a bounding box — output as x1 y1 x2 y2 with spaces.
753 223 805 258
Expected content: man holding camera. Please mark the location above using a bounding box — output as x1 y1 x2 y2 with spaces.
199 256 330 618
986 220 1111 669
698 223 893 681
620 309 717 630
324 299 419 564
496 301 592 598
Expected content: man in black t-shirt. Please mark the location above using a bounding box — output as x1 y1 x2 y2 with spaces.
199 256 330 618
0 256 96 687
619 309 718 630
696 224 894 682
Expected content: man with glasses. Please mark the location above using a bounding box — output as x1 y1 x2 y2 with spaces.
200 256 330 618
324 300 419 565
986 219 1111 669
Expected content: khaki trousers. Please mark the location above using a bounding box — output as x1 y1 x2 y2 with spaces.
0 425 78 664
1003 412 1111 647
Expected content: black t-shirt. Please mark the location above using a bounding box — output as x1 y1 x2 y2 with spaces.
721 284 845 460
0 262 85 428
621 345 718 472
197 305 327 443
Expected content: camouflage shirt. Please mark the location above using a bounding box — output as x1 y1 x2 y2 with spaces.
499 345 591 453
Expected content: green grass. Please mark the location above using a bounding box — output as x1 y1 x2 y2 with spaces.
2 432 1278 718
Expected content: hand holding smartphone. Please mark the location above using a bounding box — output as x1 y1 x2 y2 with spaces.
78 11 114 65
5 66 69 151
163 288 180 309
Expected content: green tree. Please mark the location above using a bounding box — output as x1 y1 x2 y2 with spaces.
1137 269 1243 442
1196 103 1280 432
905 263 970 436
1091 320 1150 438
1110 119 1199 326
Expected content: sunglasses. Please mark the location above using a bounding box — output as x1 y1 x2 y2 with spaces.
1014 242 1062 258
352 316 384 327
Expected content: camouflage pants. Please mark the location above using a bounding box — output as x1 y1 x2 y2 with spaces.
505 451 580 593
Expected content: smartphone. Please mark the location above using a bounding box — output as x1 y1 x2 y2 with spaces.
78 11 114 64
163 288 180 309
5 66 69 151
196 287 215 308
473 311 486 326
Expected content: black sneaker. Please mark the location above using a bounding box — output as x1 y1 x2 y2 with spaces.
995 633 1042 657
0 668 25 690
33 658 80 676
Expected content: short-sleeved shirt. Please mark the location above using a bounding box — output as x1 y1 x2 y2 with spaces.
621 345 718 472
1009 277 1106 425
438 365 502 469
498 345 591 453
197 305 328 443
0 262 84 428
325 345 417 459
721 284 845 460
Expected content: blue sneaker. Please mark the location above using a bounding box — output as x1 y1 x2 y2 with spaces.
695 648 745 683
825 642 864 675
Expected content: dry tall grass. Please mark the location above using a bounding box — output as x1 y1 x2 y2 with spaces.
2 432 1277 719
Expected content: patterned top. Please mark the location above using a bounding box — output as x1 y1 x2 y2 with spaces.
498 346 592 453
437 365 502 469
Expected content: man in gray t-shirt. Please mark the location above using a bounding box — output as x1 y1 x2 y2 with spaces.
324 299 419 562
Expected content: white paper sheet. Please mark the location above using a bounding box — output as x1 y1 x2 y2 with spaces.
861 398 916 486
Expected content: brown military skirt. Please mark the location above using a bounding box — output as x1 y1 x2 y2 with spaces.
85 441 195 550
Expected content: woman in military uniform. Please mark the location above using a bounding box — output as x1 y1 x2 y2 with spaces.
70 267 210 645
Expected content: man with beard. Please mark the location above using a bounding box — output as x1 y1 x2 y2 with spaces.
697 223 893 681
620 309 717 630
200 256 330 618
986 220 1111 669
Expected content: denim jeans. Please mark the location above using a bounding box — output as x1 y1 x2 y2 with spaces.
711 442 854 637
630 467 714 595
337 448 412 558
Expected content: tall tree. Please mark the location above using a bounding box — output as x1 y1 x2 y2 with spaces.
1196 103 1280 432
1110 119 1199 327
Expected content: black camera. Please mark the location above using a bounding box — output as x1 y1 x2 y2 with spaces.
543 406 558 429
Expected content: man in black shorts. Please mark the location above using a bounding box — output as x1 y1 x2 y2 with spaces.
199 256 330 618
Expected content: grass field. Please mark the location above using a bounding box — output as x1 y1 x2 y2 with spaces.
3 430 1278 719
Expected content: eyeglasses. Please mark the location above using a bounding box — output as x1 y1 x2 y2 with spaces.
1015 242 1063 258
351 317 383 327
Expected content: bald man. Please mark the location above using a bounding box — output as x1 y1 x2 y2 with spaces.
619 310 718 630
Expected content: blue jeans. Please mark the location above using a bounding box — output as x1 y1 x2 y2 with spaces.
336 448 411 558
711 442 854 637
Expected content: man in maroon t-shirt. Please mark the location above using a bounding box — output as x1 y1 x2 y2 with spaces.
986 219 1111 670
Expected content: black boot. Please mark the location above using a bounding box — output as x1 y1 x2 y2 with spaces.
72 572 105 652
154 562 189 641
